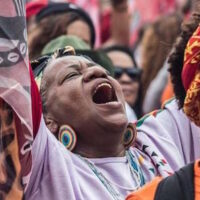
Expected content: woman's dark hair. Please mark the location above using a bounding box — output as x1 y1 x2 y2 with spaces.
168 1 200 108
180 0 192 14
28 3 95 60
102 45 143 118
103 45 138 68
141 12 183 101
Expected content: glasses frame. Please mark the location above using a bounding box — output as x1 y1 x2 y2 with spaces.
114 66 142 81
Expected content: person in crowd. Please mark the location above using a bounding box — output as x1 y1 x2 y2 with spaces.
28 2 95 60
104 46 142 121
132 23 150 69
26 0 47 33
33 35 114 88
127 159 200 200
142 61 169 114
27 0 130 60
140 12 183 103
126 3 200 197
100 0 130 47
161 76 174 105
1 43 189 199
1 1 200 200
127 2 200 198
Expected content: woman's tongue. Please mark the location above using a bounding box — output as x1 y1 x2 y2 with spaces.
93 85 113 104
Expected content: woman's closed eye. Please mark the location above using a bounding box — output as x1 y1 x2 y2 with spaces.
61 72 80 83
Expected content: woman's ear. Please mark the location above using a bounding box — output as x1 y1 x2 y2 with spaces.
44 114 59 136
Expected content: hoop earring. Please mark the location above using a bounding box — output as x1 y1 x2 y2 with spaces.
123 123 137 149
58 125 77 151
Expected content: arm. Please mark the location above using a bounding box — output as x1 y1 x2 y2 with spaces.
157 100 200 163
103 0 130 46
138 99 200 167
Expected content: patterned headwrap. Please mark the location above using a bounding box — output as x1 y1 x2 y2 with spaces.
182 25 200 126
32 46 76 89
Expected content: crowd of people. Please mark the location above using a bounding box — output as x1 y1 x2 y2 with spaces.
0 0 200 200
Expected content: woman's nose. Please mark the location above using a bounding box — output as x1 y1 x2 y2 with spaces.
83 66 108 82
119 73 132 83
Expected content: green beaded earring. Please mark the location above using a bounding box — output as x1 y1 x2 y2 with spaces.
123 123 137 149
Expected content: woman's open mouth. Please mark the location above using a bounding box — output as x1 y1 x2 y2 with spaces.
92 82 118 104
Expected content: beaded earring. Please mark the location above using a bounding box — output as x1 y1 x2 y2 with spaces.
58 125 77 151
123 123 137 149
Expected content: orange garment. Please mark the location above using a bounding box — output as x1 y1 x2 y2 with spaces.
195 160 200 200
126 177 162 200
0 99 23 200
161 77 174 105
126 160 200 200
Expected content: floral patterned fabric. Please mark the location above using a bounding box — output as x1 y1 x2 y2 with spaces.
182 25 200 126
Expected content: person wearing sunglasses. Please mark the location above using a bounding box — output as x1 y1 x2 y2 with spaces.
103 45 142 121
114 67 141 82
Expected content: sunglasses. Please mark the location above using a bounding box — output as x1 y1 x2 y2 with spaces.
114 67 142 81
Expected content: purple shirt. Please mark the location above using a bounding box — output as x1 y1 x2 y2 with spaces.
24 100 200 200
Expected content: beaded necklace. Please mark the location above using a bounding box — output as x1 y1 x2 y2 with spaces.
79 150 145 200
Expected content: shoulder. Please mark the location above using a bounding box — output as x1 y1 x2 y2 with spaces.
134 99 185 170
136 98 190 134
136 98 176 127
